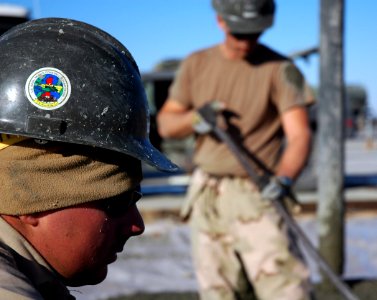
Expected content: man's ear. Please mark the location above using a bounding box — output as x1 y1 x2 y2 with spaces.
18 215 39 227
216 15 228 32
1 214 40 240
1 214 39 232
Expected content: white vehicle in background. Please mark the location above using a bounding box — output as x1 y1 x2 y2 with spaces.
0 3 30 36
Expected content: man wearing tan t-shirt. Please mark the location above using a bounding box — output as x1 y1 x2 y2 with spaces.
157 1 314 299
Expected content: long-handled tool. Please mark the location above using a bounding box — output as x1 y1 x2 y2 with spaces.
197 103 360 300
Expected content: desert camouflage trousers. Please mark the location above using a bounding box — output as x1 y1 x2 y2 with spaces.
181 169 312 300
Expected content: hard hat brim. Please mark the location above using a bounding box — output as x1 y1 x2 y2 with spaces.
121 137 179 173
223 14 274 34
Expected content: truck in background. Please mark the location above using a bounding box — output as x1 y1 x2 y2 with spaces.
0 3 30 35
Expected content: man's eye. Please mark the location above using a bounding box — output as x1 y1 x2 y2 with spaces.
101 190 143 217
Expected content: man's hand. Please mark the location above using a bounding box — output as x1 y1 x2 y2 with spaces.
192 101 224 134
261 176 293 201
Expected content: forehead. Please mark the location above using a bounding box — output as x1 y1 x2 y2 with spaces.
34 205 106 238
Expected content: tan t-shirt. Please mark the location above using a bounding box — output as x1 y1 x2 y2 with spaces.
169 44 314 177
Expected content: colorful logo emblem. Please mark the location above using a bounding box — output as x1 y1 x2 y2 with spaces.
25 67 71 110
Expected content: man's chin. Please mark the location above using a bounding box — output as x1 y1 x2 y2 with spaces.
65 267 108 287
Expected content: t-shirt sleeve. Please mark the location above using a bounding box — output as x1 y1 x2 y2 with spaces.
167 56 194 108
271 61 315 113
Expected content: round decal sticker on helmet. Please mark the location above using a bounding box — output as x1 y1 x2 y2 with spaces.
25 67 71 110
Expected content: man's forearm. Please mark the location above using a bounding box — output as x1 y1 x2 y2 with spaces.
275 130 312 181
157 110 195 139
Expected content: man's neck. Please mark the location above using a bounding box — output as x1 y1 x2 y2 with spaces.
219 42 258 60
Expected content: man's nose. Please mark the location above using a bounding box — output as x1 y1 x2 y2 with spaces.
127 204 145 236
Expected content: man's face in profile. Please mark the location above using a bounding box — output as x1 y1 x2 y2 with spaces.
27 188 144 286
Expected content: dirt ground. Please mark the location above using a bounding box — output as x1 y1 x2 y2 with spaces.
72 210 377 300
110 280 377 300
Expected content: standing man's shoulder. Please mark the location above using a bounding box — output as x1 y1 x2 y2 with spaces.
254 44 306 81
250 43 290 66
257 44 316 109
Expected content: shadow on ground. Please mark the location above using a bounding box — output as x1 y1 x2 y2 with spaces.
110 280 377 300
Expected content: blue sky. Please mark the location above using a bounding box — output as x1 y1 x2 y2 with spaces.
3 0 377 115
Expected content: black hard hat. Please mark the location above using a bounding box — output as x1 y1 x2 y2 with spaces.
0 18 178 172
212 0 275 34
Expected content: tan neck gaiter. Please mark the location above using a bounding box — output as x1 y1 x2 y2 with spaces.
0 139 142 215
